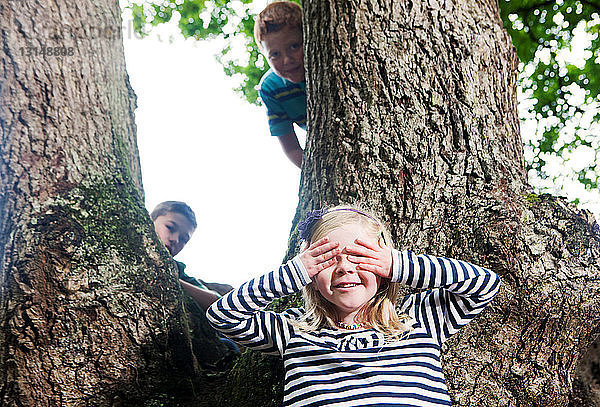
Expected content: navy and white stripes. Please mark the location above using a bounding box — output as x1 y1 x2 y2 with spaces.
207 250 500 406
394 251 500 344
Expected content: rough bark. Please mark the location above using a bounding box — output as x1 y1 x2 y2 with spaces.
0 1 231 405
220 0 600 406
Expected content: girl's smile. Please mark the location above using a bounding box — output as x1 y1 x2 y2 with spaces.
332 282 361 289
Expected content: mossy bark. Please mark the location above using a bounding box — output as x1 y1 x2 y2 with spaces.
218 0 600 406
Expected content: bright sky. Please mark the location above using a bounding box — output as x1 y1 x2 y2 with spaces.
122 15 599 288
123 20 303 287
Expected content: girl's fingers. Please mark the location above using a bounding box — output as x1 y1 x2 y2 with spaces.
309 238 338 254
318 247 340 264
347 255 377 265
346 241 372 254
314 241 340 255
312 246 340 264
357 262 392 279
319 257 337 270
346 244 377 259
354 238 379 251
309 256 338 279
307 236 329 251
356 263 382 273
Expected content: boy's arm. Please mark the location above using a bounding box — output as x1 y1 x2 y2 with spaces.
259 86 304 168
179 279 220 310
277 130 303 168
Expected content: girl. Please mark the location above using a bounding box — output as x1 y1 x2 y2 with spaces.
207 205 500 406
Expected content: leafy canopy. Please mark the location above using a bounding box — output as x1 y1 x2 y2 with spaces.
500 0 600 197
127 0 599 200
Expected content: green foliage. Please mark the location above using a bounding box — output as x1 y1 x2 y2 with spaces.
125 0 599 196
499 0 600 191
127 0 277 105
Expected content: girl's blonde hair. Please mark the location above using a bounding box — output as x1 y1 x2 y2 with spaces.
295 204 412 342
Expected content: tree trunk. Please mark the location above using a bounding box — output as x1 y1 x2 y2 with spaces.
0 1 231 405
220 0 600 406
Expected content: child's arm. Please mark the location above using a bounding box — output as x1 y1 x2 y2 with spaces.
392 249 500 343
206 259 308 355
259 86 304 168
179 279 220 310
346 240 499 343
277 130 303 168
206 238 339 355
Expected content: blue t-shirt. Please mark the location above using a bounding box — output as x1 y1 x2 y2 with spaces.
259 69 307 137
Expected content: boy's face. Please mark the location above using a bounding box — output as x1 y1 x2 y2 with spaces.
261 26 305 83
153 212 195 257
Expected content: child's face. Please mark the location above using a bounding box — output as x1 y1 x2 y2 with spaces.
312 223 381 322
261 26 305 83
153 212 195 256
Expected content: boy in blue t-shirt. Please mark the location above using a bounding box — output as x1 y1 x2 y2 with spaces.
255 1 305 168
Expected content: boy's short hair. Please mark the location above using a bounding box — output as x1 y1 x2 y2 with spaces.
150 201 197 229
254 1 302 47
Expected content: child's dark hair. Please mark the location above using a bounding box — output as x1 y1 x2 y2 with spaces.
254 1 302 47
150 201 197 229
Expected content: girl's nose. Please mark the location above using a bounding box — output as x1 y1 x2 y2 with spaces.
335 254 355 274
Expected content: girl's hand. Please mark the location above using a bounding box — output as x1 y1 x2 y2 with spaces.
299 237 340 278
346 237 392 278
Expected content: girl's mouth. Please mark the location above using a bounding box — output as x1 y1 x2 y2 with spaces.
334 282 361 289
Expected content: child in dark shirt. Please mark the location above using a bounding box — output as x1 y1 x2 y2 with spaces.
151 201 238 355
150 201 227 308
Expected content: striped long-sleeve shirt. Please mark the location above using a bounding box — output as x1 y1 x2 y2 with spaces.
207 249 500 407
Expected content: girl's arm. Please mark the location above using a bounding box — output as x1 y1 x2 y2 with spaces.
392 249 500 344
206 258 309 355
206 237 340 355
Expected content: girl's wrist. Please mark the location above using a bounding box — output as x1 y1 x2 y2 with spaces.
291 255 312 286
390 248 402 282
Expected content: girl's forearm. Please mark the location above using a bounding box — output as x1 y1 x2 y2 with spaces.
205 257 308 355
394 249 500 343
392 249 499 299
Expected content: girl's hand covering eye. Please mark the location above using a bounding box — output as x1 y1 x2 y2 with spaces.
299 237 341 278
346 237 392 278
